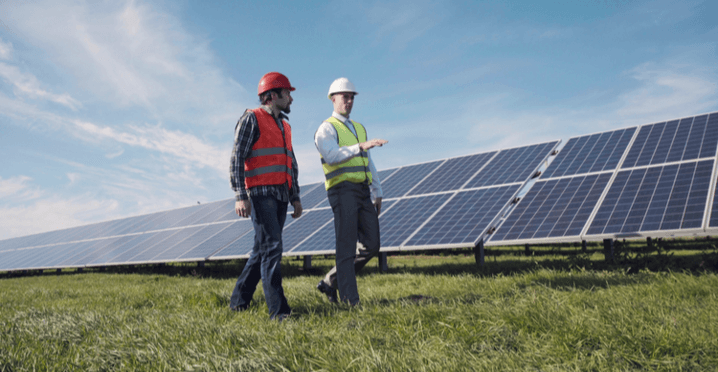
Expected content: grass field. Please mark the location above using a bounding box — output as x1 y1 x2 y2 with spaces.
2 242 718 371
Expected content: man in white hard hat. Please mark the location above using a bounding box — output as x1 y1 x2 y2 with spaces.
314 77 388 305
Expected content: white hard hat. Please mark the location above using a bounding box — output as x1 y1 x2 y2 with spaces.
327 77 358 99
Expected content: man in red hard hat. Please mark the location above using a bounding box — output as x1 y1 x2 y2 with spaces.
229 72 303 321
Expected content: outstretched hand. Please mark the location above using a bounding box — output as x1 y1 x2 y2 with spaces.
359 138 388 151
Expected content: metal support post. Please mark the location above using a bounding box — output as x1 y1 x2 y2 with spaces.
603 238 614 262
378 252 389 273
581 240 587 253
475 239 485 267
197 261 205 268
303 256 312 270
524 243 531 256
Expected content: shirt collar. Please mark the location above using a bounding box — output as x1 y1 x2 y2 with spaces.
332 111 349 123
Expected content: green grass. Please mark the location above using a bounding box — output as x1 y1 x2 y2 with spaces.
2 249 718 371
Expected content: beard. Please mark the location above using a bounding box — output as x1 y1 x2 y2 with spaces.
281 105 291 114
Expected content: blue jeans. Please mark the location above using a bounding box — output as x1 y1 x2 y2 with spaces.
229 195 290 319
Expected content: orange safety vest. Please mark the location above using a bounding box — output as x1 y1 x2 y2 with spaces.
244 108 294 190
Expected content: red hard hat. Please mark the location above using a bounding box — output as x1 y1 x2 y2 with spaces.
257 72 295 95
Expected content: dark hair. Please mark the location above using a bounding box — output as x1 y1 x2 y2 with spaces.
259 88 284 105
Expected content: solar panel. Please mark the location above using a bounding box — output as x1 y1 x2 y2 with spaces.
288 200 399 255
380 160 444 199
379 194 453 249
622 114 718 168
177 220 252 260
488 174 612 244
407 185 521 247
169 200 228 229
300 182 329 209
190 199 236 225
124 225 206 264
468 143 557 187
148 223 231 262
69 235 139 266
586 160 713 236
542 128 636 179
103 230 179 264
279 209 335 252
491 111 718 245
407 152 496 195
86 233 159 267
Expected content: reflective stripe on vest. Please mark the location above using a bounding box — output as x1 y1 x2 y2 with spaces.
244 108 293 189
320 116 372 190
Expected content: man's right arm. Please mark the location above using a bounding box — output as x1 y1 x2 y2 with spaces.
230 110 258 216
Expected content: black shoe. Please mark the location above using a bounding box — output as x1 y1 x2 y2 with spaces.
316 280 338 303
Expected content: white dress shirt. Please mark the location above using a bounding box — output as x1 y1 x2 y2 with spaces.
315 111 383 200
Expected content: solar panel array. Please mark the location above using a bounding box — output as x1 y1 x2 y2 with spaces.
286 141 559 254
0 140 558 272
3 110 717 272
487 111 718 245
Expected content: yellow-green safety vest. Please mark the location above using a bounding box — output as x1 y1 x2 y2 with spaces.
321 117 373 190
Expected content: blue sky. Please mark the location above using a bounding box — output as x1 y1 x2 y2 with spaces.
1 0 717 240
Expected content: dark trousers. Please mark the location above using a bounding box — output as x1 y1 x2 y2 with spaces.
324 181 380 305
229 195 290 319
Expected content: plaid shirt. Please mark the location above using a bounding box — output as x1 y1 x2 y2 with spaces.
230 106 300 203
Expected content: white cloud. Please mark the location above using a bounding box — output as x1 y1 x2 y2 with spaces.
0 176 37 199
66 173 80 185
0 62 82 110
1 0 250 124
0 37 12 60
617 62 718 122
0 195 118 240
72 120 227 174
